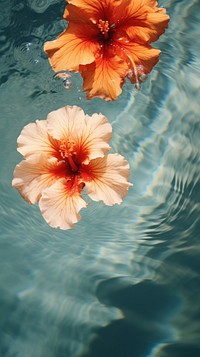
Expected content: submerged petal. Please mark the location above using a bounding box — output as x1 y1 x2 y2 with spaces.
12 155 66 204
114 40 160 83
17 120 59 158
47 106 112 163
39 179 87 230
83 154 132 205
80 52 128 101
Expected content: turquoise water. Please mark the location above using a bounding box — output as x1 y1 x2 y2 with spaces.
0 0 200 356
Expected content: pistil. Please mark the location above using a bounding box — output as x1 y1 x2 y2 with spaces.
68 155 78 172
59 140 78 172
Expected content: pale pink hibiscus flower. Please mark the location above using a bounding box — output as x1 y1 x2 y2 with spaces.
12 106 132 230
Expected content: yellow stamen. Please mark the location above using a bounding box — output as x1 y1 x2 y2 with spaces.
98 19 110 39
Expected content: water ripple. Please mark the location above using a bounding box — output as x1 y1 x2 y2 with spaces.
14 37 46 72
0 0 12 29
27 0 59 14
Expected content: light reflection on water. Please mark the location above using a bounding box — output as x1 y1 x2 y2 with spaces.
0 0 200 356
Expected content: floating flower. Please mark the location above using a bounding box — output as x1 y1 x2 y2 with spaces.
44 0 169 101
12 106 132 230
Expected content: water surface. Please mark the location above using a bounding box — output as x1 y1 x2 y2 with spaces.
0 1 200 356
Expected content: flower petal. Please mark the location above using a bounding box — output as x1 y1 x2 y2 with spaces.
83 113 112 162
47 105 85 141
110 0 169 44
82 154 132 205
63 2 100 24
39 179 87 230
124 10 169 44
110 0 149 25
17 120 59 159
80 52 128 101
66 0 107 17
12 155 66 204
146 7 170 41
44 24 99 72
47 106 112 163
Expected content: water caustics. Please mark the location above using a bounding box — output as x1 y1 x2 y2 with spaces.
0 1 200 357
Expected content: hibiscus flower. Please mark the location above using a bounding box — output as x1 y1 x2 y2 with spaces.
44 0 169 101
12 106 132 230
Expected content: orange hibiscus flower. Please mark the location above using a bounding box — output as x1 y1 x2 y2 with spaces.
44 0 169 101
12 106 132 230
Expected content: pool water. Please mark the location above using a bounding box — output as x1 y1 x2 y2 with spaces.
0 1 200 356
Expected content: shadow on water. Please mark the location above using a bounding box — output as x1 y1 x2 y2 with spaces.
81 279 180 357
81 170 200 357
